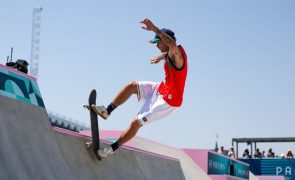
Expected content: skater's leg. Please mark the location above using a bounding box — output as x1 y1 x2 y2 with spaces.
117 119 141 145
93 81 139 117
110 119 141 152
111 81 138 107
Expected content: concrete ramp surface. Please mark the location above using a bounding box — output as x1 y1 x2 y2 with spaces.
0 95 74 180
0 92 186 180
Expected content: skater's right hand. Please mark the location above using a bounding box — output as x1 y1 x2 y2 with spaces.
150 53 167 64
150 55 164 64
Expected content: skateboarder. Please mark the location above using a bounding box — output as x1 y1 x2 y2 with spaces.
92 18 188 158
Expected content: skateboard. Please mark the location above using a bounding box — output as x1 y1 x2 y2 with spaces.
83 89 101 160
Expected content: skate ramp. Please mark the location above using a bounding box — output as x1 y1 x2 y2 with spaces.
53 128 186 180
0 95 74 180
0 96 186 180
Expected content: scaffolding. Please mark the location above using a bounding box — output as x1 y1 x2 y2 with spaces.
30 7 42 78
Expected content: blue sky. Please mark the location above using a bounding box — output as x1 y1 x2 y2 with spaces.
1 0 295 156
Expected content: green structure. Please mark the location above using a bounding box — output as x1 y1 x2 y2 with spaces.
0 64 44 107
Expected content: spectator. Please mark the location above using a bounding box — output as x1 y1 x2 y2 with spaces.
261 150 266 158
286 149 294 159
254 148 262 158
218 146 227 156
267 148 275 158
242 148 251 159
228 146 236 159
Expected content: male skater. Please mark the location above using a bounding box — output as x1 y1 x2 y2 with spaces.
92 18 188 158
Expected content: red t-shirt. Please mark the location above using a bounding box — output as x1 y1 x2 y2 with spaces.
158 45 188 107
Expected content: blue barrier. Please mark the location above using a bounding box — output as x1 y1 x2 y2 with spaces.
240 158 295 180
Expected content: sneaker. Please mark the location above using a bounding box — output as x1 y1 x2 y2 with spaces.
97 146 114 158
91 104 109 120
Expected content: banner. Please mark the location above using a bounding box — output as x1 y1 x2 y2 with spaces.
208 152 249 179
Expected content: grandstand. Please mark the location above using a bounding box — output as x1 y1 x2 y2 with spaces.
233 137 295 179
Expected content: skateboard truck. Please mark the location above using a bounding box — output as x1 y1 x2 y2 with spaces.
82 104 90 110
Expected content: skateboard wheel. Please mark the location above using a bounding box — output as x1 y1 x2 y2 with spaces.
85 141 92 149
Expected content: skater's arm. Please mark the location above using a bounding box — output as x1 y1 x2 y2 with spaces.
140 18 177 48
150 52 167 64
153 28 184 69
153 28 177 48
167 46 184 69
140 18 184 69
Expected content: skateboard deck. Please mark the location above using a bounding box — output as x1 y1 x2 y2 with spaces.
84 89 101 160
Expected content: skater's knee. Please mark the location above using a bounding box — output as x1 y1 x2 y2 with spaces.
126 81 138 94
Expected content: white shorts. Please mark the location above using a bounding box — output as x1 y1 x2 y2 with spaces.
136 81 178 126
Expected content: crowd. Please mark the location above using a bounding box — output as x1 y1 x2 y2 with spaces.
215 146 294 159
242 148 294 159
216 146 237 158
